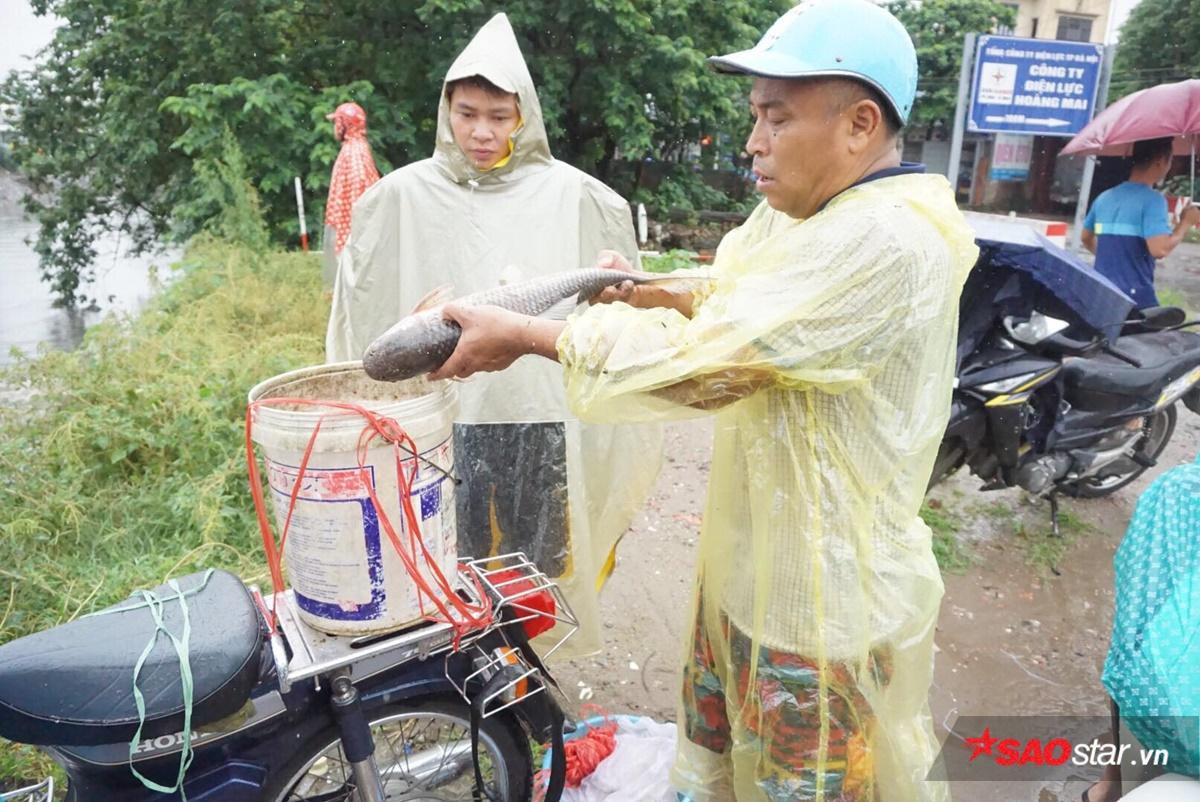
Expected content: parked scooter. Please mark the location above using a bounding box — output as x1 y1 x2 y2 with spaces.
0 553 573 802
930 219 1200 530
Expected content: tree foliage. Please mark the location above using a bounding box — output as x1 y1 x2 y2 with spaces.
888 0 1016 131
1110 0 1200 99
2 0 785 305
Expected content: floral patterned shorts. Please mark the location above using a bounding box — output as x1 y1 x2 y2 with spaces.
681 609 891 801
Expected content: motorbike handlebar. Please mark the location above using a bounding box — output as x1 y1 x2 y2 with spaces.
1040 332 1145 367
1041 332 1100 356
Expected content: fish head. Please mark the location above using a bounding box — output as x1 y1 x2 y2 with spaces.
362 312 459 382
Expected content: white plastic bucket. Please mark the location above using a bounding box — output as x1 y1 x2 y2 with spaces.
248 361 459 635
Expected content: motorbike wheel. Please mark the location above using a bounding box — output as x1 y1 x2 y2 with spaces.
1062 405 1177 499
265 699 531 802
927 441 966 491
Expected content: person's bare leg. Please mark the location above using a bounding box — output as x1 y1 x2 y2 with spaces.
1084 763 1122 801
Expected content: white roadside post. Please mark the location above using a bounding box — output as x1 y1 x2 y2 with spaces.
1070 45 1116 251
294 175 309 252
946 33 978 193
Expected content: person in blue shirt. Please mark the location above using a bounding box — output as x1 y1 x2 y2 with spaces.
1082 137 1199 308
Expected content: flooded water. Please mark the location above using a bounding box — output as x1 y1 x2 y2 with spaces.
0 211 176 366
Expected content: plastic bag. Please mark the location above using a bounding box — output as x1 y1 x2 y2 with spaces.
542 715 679 802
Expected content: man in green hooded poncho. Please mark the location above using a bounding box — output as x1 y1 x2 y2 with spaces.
326 13 662 655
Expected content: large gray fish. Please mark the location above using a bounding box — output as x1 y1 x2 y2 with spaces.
362 269 669 382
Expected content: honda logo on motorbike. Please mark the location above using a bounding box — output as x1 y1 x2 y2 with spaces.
133 730 208 755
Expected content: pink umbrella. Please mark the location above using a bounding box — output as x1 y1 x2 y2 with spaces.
1062 79 1199 194
1062 79 1200 157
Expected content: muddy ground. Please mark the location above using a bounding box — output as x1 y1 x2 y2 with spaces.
552 244 1200 801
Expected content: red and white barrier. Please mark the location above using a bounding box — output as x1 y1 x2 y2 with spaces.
1042 222 1068 248
1167 195 1195 226
962 211 1077 249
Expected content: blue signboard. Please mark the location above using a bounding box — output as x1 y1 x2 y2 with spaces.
968 35 1103 136
989 166 1029 180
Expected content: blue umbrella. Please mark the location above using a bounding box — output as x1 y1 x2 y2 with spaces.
968 216 1135 342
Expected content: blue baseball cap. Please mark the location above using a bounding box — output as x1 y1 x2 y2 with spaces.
709 0 919 125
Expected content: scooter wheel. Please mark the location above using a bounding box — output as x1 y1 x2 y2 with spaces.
265 698 532 802
1062 405 1177 499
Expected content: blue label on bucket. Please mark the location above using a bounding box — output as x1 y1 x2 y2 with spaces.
266 463 387 621
265 437 454 624
295 499 386 621
419 482 441 521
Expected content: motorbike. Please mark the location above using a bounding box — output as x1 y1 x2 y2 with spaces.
0 552 574 802
930 218 1200 530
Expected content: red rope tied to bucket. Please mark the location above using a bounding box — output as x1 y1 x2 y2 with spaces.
245 398 492 646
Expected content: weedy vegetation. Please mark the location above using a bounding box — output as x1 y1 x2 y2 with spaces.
920 501 973 573
0 239 327 787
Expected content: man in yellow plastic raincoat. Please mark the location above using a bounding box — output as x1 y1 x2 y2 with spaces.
325 13 661 655
430 1 979 799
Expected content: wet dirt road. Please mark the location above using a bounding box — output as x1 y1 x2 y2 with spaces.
552 247 1200 801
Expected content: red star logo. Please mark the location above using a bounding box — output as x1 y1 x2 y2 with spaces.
965 726 1000 762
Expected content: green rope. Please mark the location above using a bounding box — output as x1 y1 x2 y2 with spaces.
85 569 215 800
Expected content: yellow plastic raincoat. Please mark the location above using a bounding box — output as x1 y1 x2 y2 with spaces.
558 173 979 801
325 13 661 655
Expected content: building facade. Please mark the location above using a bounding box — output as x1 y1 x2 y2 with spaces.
1005 0 1111 43
905 0 1114 217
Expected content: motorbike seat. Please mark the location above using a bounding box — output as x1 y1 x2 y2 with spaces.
0 569 262 746
1061 330 1200 401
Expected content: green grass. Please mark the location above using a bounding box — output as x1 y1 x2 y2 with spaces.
0 237 327 787
641 249 699 274
933 493 1095 576
971 500 1014 522
920 502 972 573
964 495 1093 574
530 737 548 771
1157 287 1195 316
0 749 59 796
1013 504 1092 574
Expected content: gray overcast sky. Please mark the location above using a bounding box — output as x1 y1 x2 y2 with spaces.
0 0 1148 81
0 0 60 78
1107 0 1142 41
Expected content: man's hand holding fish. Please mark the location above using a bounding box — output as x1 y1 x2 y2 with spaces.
429 305 563 380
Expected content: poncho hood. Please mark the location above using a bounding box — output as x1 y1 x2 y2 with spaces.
433 13 553 184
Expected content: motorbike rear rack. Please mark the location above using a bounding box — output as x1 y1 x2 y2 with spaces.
0 777 54 802
259 553 576 700
445 553 579 720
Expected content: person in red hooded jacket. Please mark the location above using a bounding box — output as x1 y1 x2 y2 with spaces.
322 102 380 286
